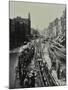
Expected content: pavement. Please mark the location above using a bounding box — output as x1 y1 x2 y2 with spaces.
9 53 19 88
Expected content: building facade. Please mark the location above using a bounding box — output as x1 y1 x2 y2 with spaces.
48 9 66 39
10 13 31 49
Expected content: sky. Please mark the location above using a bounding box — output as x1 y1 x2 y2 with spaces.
9 1 66 31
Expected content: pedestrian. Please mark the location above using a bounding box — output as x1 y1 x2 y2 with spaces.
30 72 35 87
24 76 29 88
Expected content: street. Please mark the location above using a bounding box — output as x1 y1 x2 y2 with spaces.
9 38 66 88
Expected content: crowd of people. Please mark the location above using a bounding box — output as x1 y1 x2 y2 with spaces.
14 39 59 88
15 43 36 88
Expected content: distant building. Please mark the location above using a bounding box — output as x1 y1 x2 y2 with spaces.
60 8 66 35
10 13 31 49
31 28 40 39
48 8 66 39
48 22 53 39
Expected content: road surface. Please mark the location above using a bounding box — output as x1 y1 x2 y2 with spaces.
9 38 65 88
